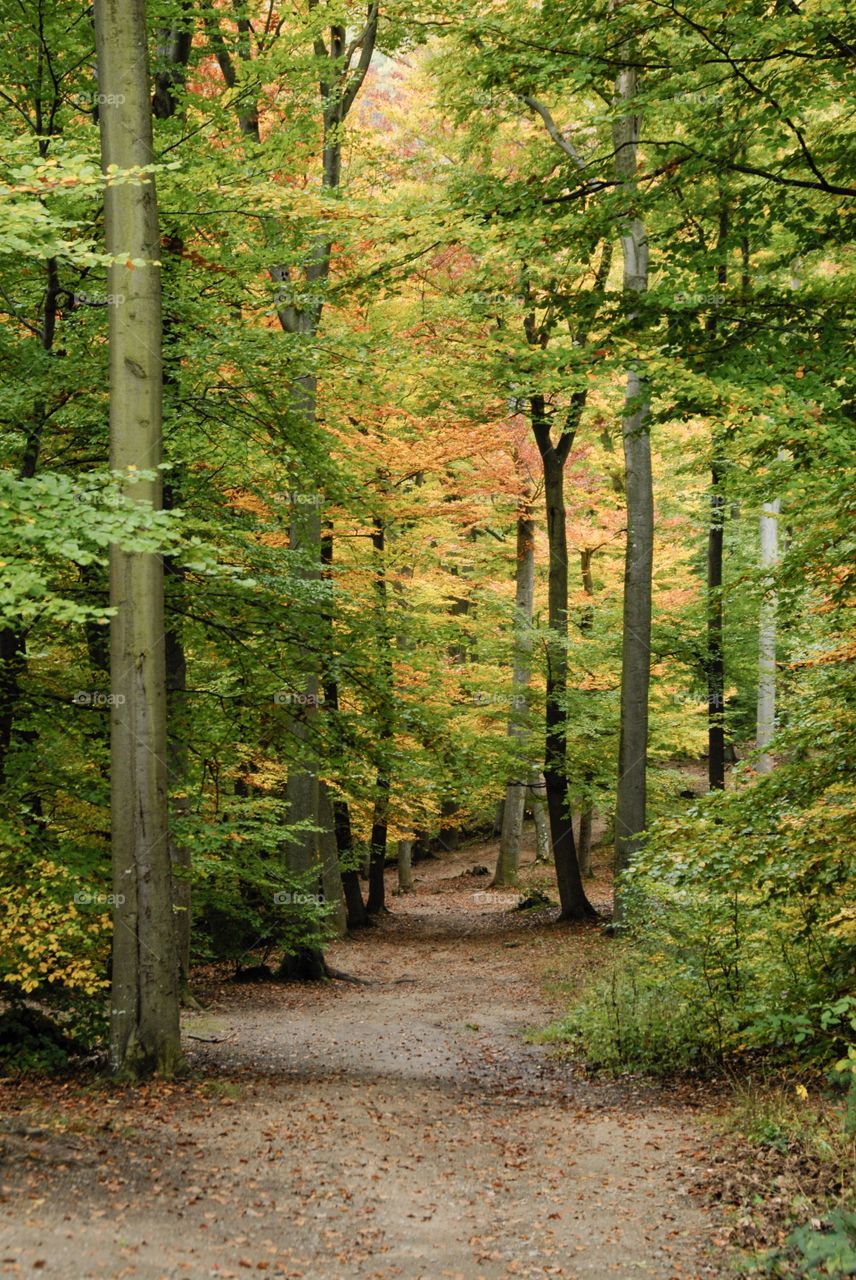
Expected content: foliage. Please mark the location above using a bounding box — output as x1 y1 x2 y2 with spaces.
553 657 856 1076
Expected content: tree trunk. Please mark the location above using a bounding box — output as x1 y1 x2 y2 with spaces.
0 263 59 790
706 204 729 793
164 595 194 1004
366 516 393 916
397 840 413 893
578 547 596 878
578 809 593 878
366 779 389 915
319 782 347 936
494 498 535 886
756 497 780 772
95 0 182 1079
529 771 550 862
272 19 377 965
154 0 196 1008
537 431 596 920
612 53 653 922
319 526 368 929
707 460 726 790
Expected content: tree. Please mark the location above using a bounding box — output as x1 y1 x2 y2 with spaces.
493 476 535 887
612 27 653 920
94 0 182 1077
756 495 780 773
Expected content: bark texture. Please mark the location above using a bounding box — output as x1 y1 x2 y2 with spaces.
95 0 182 1078
756 498 780 773
612 54 654 920
494 497 535 887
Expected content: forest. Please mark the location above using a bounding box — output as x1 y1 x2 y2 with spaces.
0 1 854 1277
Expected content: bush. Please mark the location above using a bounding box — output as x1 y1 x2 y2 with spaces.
556 668 856 1077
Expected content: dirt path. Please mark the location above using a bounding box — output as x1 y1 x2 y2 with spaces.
0 835 722 1279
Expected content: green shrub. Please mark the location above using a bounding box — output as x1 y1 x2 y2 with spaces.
555 672 856 1077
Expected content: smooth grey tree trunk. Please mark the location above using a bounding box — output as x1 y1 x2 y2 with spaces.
613 55 654 922
95 0 182 1079
578 547 596 877
529 771 551 862
397 840 413 893
756 497 780 772
494 496 535 886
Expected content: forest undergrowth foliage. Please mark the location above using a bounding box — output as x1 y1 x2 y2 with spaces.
554 661 856 1084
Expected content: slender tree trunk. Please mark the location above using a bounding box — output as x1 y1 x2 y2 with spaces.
367 515 393 916
756 497 780 772
707 459 726 790
494 496 535 886
319 524 368 928
319 782 347 935
0 262 59 790
272 18 377 963
706 203 729 792
397 840 413 893
95 0 182 1079
154 0 196 1008
536 427 596 920
612 53 653 921
336 800 370 928
366 779 389 915
277 420 324 978
578 547 596 877
164 588 194 1004
529 771 550 862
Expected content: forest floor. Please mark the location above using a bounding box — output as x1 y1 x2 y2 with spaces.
0 829 735 1280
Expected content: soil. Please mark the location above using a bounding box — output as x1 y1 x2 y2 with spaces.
0 830 726 1279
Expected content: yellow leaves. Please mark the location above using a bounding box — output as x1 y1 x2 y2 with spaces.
0 857 110 996
795 1083 809 1101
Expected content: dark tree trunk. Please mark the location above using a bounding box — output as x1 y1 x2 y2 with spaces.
536 417 597 921
707 461 726 790
320 527 368 928
366 778 389 915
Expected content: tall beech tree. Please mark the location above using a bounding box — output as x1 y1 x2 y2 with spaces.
94 0 182 1078
611 36 653 917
